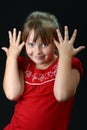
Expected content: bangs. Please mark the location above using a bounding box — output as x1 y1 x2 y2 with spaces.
22 19 55 43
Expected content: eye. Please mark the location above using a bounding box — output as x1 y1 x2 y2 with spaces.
27 43 34 47
41 43 48 47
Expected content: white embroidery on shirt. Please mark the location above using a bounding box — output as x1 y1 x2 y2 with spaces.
25 64 57 83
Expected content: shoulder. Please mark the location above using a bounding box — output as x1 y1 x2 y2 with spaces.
72 57 84 77
17 56 32 71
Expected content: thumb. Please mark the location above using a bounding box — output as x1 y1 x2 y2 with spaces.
1 47 8 54
74 46 85 55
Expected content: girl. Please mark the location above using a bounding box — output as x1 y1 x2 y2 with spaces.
2 11 85 130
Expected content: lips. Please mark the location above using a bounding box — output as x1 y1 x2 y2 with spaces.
35 55 44 60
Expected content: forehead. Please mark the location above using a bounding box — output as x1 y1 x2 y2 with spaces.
26 29 42 43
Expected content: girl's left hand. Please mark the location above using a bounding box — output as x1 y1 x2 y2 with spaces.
54 26 85 58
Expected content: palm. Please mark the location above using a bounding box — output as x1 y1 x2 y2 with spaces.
54 26 85 57
2 28 25 58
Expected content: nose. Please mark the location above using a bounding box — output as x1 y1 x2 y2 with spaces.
35 45 42 55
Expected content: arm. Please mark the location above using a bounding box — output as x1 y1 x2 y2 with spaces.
54 26 85 102
2 28 25 101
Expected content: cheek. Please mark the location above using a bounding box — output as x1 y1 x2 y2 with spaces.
43 49 54 57
46 46 55 54
25 46 33 55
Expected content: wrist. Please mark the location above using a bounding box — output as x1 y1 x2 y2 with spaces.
59 55 72 60
58 55 72 67
6 56 18 62
7 54 18 59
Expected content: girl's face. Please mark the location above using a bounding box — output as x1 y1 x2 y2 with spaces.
25 30 57 69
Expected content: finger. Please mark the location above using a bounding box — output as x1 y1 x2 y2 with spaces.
70 29 77 44
56 29 63 43
64 26 69 41
19 42 25 52
53 38 59 48
16 31 21 45
74 46 85 55
1 47 8 54
8 31 13 45
13 28 16 43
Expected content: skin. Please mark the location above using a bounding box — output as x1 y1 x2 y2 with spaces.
54 26 85 101
25 29 57 69
2 26 85 101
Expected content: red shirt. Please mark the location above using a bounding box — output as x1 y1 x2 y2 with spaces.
4 56 83 130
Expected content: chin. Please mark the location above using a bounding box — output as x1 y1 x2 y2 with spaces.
35 61 44 64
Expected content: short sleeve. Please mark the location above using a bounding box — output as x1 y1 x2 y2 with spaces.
72 57 84 78
17 56 30 71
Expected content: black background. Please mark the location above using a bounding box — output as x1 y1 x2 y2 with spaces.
0 0 87 130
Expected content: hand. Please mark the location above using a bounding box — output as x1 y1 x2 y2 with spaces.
2 28 25 58
54 26 85 58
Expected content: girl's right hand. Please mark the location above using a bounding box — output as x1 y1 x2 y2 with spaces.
2 28 25 58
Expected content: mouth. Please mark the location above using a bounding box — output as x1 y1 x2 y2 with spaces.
35 55 45 60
